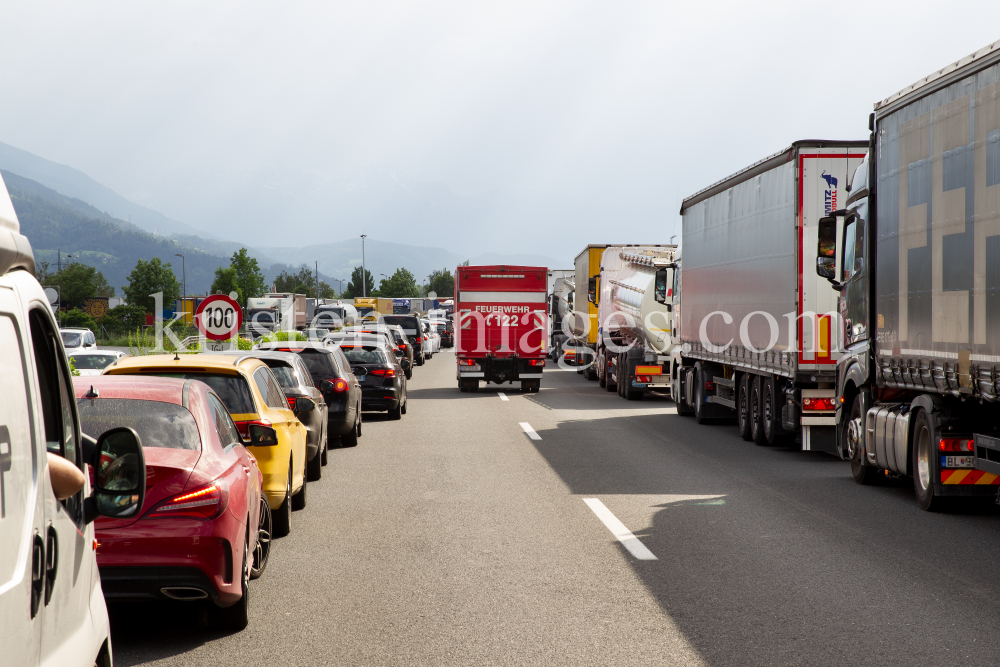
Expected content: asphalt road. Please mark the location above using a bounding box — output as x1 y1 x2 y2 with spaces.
111 351 1000 667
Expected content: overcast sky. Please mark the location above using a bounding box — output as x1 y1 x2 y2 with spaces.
0 1 997 259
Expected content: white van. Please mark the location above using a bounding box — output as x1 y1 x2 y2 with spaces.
0 173 146 666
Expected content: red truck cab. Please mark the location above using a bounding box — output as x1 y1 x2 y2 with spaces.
454 265 548 392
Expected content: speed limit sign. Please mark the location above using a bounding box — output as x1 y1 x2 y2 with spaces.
195 294 243 341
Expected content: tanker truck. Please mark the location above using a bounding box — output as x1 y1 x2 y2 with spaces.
595 246 677 399
814 40 1000 510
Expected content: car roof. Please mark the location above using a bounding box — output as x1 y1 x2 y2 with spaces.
255 341 331 352
60 327 93 333
72 375 190 405
104 353 267 375
68 349 124 358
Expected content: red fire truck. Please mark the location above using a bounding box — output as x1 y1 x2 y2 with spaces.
454 265 548 392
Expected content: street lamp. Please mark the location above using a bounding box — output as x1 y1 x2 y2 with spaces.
360 235 367 297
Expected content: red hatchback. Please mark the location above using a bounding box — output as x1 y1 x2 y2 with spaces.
74 375 267 631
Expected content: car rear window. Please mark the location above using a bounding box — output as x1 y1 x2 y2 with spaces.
338 345 387 365
381 316 419 336
262 360 298 390
77 399 201 450
69 353 120 370
273 348 340 378
60 332 83 348
140 372 257 415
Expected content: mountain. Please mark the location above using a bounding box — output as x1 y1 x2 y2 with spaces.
0 141 222 240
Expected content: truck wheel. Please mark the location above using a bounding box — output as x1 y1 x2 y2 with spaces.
737 374 752 441
912 410 944 511
675 368 693 416
750 376 766 445
847 395 879 485
693 363 708 424
597 350 606 388
762 379 781 445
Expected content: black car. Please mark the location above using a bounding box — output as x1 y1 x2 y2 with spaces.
334 341 408 419
256 341 363 446
381 315 427 366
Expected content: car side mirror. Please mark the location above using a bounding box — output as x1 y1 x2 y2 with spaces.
83 427 146 524
248 423 279 446
294 397 316 412
401 359 411 369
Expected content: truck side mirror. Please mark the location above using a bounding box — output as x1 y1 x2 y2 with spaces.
587 277 598 305
654 269 668 304
83 428 146 524
816 216 838 281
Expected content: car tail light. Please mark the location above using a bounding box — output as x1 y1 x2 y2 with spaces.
148 479 230 520
233 418 272 440
286 396 297 410
371 368 396 377
326 378 349 393
423 336 428 341
398 343 407 349
940 438 974 453
802 397 836 411
528 359 545 366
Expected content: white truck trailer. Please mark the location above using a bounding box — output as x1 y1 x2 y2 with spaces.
676 140 866 450
547 269 574 360
247 292 307 334
595 246 677 399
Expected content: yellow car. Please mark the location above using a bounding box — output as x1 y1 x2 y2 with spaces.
104 353 310 537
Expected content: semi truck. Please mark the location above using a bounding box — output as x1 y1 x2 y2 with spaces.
814 40 1000 509
313 300 358 329
676 140 866 451
547 269 574 360
247 292 307 333
596 246 677 399
570 245 606 378
455 265 548 392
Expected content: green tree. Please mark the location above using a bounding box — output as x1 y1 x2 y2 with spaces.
46 262 115 307
273 265 315 295
122 257 181 314
378 268 420 297
423 268 454 298
98 304 147 336
342 266 376 299
230 248 267 302
62 308 98 331
210 266 242 302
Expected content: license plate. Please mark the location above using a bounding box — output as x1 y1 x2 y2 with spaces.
943 456 975 468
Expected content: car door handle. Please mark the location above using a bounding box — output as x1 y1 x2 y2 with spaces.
44 525 58 606
30 532 44 618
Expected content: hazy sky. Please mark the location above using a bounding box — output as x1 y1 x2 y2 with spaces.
0 1 997 258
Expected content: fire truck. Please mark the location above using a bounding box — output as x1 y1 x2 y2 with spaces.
455 265 548 392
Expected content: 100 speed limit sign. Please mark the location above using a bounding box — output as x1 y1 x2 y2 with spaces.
195 294 243 341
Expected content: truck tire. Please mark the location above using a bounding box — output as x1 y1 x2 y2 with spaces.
597 349 606 388
675 368 694 416
912 410 944 511
750 375 766 445
762 378 782 445
847 395 879 485
737 374 752 441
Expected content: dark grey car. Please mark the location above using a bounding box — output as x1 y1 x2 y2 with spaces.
255 351 330 481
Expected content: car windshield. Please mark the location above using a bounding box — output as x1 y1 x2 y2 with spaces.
61 332 83 347
140 372 256 415
263 361 298 390
338 345 387 365
250 311 274 324
77 398 201 450
69 354 119 370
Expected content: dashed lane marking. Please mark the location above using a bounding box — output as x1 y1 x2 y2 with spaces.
498 392 509 401
583 498 657 561
519 422 540 440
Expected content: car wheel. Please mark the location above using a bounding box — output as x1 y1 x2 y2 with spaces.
271 466 292 538
306 445 322 482
405 369 412 380
357 409 362 437
291 457 307 511
250 496 271 580
320 433 328 466
389 401 402 420
208 533 250 632
342 415 359 447
401 394 407 415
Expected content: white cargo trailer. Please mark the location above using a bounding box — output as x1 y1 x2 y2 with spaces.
676 140 866 450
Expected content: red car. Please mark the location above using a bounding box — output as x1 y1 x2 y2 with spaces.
74 375 269 631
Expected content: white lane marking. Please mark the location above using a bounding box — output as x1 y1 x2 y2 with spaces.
519 422 540 440
583 498 657 561
498 392 509 401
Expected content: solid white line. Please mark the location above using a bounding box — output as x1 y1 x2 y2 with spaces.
498 392 509 401
519 422 540 440
583 498 657 561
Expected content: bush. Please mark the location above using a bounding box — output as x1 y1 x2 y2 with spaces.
258 330 307 343
99 305 147 337
62 308 98 331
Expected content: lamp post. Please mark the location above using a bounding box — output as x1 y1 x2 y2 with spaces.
360 235 367 297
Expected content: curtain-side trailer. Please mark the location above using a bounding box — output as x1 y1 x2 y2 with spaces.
815 40 1000 510
677 140 866 450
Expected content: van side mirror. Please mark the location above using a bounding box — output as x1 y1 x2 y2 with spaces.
83 428 146 524
816 216 838 282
